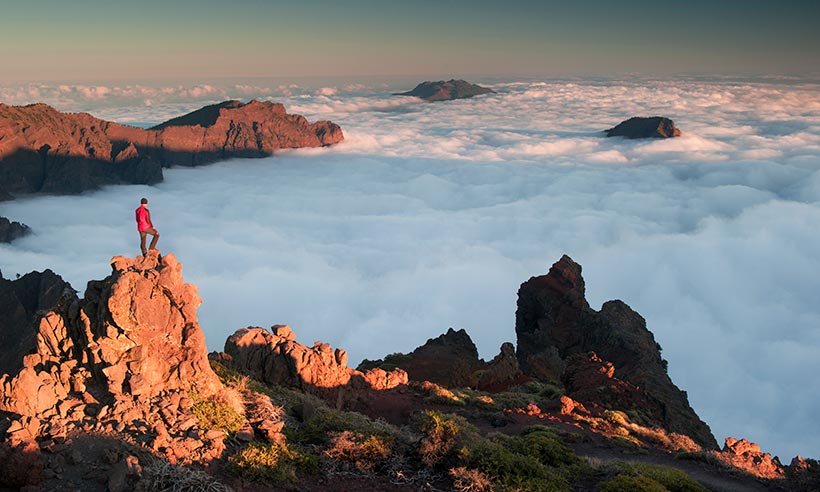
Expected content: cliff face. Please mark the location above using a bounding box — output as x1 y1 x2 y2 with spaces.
0 100 344 197
515 255 718 449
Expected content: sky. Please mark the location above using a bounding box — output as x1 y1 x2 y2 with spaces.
1 0 819 82
2 77 820 461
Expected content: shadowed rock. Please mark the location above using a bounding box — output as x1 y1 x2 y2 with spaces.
605 116 681 138
0 100 344 198
393 79 495 101
0 216 30 243
360 328 524 391
515 255 717 449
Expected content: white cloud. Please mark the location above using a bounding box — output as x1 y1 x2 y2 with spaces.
2 77 820 462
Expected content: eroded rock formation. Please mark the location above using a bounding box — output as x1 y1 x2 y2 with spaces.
515 255 717 448
605 116 681 138
711 437 785 479
393 79 495 101
222 324 408 399
0 216 30 243
0 250 230 465
0 100 344 197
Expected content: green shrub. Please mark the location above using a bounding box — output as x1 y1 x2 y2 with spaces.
287 407 399 445
598 474 667 492
515 428 580 468
417 411 474 467
466 439 570 492
629 463 706 492
324 431 393 473
602 410 630 426
228 442 317 483
190 392 245 434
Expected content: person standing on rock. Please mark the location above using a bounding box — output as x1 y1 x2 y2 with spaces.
136 197 160 256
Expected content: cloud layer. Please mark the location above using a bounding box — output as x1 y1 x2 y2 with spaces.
2 77 820 461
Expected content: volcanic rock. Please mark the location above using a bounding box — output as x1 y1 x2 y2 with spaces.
0 249 221 417
475 342 525 392
0 216 30 243
0 100 344 197
393 79 495 101
605 116 681 138
712 437 785 479
515 255 717 449
223 325 408 400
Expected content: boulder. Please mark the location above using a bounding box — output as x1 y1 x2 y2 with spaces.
605 116 681 138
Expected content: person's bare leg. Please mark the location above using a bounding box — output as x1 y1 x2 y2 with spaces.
140 231 148 256
148 228 160 251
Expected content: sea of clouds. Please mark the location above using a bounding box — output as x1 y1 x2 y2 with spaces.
1 77 819 460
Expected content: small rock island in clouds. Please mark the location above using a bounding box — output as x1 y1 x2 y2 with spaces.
393 79 496 101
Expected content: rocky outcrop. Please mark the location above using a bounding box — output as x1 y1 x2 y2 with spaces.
361 329 525 392
0 250 228 464
359 328 483 388
0 216 30 243
222 324 408 400
605 116 681 138
0 100 344 197
393 79 495 101
515 255 717 449
711 437 784 479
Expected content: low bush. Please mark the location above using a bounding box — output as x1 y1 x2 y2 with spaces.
137 458 233 492
324 430 393 474
190 392 245 434
287 407 399 445
228 442 317 484
417 410 475 467
449 466 494 492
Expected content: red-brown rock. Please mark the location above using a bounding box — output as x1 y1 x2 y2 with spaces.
223 325 408 399
712 437 785 479
0 100 344 197
0 250 221 417
515 255 717 449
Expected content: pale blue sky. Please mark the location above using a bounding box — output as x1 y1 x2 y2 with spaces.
0 0 818 81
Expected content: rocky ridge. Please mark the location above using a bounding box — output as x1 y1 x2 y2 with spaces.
0 252 817 491
0 100 344 198
393 79 496 101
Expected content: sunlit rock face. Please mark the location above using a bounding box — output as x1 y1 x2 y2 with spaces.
0 250 221 417
605 116 681 138
0 100 344 196
222 324 408 398
515 255 717 449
